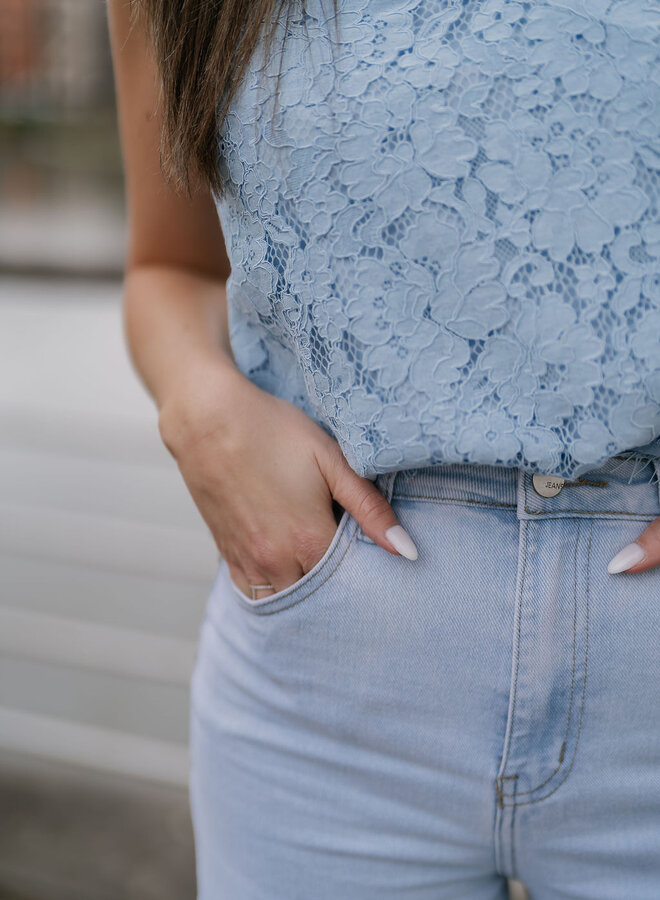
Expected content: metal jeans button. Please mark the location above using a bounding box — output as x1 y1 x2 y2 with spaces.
532 473 565 497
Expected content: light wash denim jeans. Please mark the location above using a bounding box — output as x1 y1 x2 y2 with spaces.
189 455 660 899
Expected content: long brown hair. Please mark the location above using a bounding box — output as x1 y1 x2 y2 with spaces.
131 0 338 198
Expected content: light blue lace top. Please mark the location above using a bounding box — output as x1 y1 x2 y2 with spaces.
213 0 660 481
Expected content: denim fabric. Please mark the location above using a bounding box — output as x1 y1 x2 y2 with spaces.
214 0 660 481
190 454 660 899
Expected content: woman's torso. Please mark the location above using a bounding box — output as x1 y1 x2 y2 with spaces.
213 0 660 481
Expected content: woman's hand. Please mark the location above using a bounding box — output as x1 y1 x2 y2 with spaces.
158 360 418 598
607 518 660 574
109 0 413 593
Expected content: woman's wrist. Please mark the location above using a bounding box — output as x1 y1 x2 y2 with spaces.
157 353 247 461
122 263 235 412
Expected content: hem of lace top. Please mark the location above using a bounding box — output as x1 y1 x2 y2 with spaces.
355 445 660 487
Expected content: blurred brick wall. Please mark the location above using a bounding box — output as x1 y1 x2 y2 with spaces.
0 0 126 275
0 0 114 116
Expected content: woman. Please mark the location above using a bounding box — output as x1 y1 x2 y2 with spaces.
108 2 660 897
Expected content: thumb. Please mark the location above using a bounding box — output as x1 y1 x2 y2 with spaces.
607 515 660 574
320 449 418 560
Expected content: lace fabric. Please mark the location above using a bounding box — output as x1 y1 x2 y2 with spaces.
213 0 660 482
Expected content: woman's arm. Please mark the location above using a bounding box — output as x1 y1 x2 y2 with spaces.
107 0 239 443
107 0 416 594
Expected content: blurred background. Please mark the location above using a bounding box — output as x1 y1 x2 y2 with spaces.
0 3 528 899
0 1 217 897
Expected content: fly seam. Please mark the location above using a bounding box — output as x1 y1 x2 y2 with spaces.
510 778 518 878
498 518 582 800
495 519 528 808
500 518 592 807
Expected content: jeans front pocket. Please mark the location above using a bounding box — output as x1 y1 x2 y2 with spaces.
225 506 358 615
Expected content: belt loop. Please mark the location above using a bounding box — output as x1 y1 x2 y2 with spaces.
385 470 397 504
376 470 397 504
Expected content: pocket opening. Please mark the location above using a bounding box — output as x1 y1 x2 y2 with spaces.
228 506 355 613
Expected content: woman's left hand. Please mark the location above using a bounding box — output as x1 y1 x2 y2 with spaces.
607 518 660 574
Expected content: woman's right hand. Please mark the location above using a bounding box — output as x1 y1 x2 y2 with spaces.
157 359 418 598
107 0 418 596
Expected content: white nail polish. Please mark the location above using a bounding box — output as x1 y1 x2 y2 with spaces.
385 525 418 560
607 541 646 574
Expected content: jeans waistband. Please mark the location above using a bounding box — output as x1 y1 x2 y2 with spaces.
373 455 660 522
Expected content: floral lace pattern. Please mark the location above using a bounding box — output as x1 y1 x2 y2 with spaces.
213 0 660 481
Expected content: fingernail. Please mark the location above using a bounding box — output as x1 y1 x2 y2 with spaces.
385 524 418 560
607 541 646 574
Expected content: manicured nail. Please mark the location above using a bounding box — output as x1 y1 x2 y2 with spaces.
385 524 418 560
607 541 646 574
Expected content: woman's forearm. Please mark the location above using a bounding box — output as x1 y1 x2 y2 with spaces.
122 264 238 414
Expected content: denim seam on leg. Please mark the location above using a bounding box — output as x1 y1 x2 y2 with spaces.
499 519 592 807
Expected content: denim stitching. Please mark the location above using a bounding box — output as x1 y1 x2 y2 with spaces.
526 507 653 516
495 519 528 810
523 470 655 516
494 774 518 876
501 518 592 807
389 495 517 508
510 776 518 879
508 518 591 807
564 478 609 487
500 518 582 800
386 489 650 516
231 517 359 615
356 472 397 542
355 493 518 544
495 774 518 810
362 471 652 518
385 471 396 504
